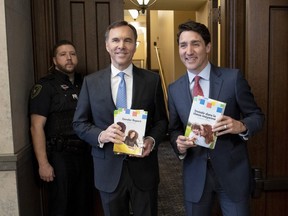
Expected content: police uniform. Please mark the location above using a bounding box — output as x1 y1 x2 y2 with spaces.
30 69 93 216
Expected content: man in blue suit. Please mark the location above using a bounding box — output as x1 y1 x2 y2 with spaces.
73 20 168 216
168 20 264 216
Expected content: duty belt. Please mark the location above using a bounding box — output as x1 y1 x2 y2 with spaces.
46 136 87 153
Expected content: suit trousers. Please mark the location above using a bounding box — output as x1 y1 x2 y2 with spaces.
185 160 250 216
99 160 158 216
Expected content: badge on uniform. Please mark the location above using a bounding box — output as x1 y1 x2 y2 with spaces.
61 84 69 90
31 84 42 99
72 94 78 100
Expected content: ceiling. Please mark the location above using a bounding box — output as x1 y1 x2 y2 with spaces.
123 0 208 11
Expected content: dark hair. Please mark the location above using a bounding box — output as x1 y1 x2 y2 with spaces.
105 20 138 42
117 122 126 133
191 123 201 130
177 20 211 45
201 124 214 144
127 130 138 141
52 40 76 57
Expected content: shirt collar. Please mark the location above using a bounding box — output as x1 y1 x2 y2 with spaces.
111 64 133 78
53 68 71 81
187 62 211 83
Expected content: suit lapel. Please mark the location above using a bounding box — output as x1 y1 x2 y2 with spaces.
209 65 223 100
131 67 145 108
181 73 193 108
99 67 116 109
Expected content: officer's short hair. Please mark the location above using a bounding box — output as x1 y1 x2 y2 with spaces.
52 40 76 57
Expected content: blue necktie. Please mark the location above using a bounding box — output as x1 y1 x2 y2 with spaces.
116 72 127 109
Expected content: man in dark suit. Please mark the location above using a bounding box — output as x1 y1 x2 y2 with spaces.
168 20 264 216
73 20 168 216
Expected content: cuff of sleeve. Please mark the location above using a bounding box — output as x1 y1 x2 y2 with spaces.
144 136 155 151
239 132 249 141
98 132 105 148
239 121 249 140
179 152 186 160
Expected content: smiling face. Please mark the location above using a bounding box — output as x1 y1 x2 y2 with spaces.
192 128 200 135
178 30 211 74
105 25 137 71
130 131 136 138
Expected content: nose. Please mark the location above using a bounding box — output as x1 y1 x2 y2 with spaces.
67 54 72 59
118 40 125 48
186 44 194 55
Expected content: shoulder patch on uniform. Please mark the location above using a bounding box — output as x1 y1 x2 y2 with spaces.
31 84 42 99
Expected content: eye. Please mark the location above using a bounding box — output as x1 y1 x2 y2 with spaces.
179 43 187 48
192 42 200 47
124 38 133 43
112 38 120 43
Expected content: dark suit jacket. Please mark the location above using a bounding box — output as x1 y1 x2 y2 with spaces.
73 65 168 193
168 64 264 202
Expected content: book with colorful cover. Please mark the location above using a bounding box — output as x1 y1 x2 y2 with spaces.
113 108 148 156
184 96 226 149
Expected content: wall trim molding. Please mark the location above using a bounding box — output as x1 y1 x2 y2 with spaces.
0 145 32 171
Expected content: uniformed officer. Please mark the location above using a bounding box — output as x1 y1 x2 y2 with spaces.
29 40 93 216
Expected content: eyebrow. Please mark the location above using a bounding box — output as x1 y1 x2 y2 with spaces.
180 39 201 43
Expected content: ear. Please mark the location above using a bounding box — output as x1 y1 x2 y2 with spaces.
133 45 137 53
105 42 110 53
206 42 211 54
52 57 56 65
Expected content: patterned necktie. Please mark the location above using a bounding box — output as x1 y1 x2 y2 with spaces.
192 76 204 97
116 72 127 108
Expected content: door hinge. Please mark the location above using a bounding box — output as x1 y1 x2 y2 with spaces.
212 6 221 24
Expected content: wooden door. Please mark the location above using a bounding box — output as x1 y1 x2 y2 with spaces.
219 0 288 215
246 0 288 215
32 0 123 79
31 0 123 215
54 0 123 76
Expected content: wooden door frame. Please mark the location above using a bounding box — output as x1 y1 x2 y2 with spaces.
31 0 56 81
208 0 219 66
220 0 246 71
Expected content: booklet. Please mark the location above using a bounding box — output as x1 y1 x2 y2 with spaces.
113 108 148 156
184 96 226 149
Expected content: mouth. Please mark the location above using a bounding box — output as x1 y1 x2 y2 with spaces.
65 64 74 68
115 52 127 56
185 56 197 63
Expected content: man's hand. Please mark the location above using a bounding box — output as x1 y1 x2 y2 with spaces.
142 137 154 157
131 137 154 158
99 123 125 144
176 135 197 154
213 115 247 136
39 162 55 182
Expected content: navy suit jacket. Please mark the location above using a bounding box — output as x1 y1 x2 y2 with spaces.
73 65 168 193
168 64 264 202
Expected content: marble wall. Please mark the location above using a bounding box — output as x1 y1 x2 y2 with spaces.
0 172 19 216
0 0 40 215
0 0 13 155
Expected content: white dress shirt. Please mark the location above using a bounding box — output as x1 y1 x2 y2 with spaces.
111 64 133 108
187 62 211 98
98 64 156 150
